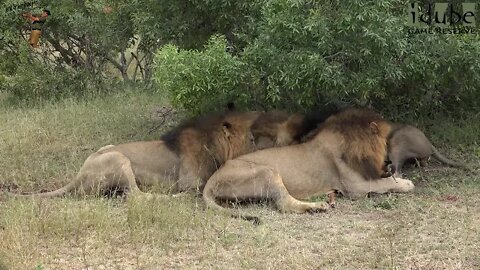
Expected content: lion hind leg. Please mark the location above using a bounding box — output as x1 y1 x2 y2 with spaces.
71 151 148 198
116 159 149 197
326 190 337 208
267 171 328 214
6 149 112 199
202 171 260 224
203 160 328 220
98 152 160 199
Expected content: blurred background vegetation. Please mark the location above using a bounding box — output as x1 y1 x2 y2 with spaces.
1 0 479 118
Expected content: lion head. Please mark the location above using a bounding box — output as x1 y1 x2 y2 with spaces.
161 111 261 191
309 107 391 180
212 121 256 164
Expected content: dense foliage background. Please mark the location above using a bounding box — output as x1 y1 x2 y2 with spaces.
1 0 479 118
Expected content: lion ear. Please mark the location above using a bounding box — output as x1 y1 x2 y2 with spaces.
222 121 233 137
369 121 379 134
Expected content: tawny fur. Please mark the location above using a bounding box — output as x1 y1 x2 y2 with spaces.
250 108 339 149
203 108 414 222
252 107 392 179
305 108 391 180
250 111 305 149
388 124 467 176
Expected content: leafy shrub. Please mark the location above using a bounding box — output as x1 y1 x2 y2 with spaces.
154 35 257 114
1 50 109 102
154 0 480 116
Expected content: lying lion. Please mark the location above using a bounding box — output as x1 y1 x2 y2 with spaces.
203 108 415 221
388 124 468 177
6 111 261 198
252 107 468 177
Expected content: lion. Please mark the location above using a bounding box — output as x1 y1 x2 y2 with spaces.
249 111 301 149
6 111 261 199
250 106 341 149
202 108 415 222
388 124 468 177
252 107 467 178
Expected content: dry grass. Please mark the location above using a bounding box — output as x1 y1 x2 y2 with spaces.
0 91 479 269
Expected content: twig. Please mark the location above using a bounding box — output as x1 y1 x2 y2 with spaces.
148 107 175 134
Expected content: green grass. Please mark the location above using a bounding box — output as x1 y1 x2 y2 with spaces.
0 91 479 269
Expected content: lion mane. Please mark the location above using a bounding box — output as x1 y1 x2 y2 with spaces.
162 111 261 190
316 108 391 180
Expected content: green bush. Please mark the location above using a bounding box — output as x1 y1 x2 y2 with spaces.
154 35 257 114
154 0 480 116
1 51 108 102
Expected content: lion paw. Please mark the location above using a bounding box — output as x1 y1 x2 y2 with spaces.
327 191 337 208
306 202 329 214
395 178 415 193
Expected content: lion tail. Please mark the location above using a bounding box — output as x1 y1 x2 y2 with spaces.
202 185 260 225
431 147 469 170
4 181 76 199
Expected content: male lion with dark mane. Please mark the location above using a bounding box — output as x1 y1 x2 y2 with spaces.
6 111 260 199
251 106 469 178
203 108 415 221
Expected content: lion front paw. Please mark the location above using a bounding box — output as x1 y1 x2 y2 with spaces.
306 202 329 214
395 178 415 193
